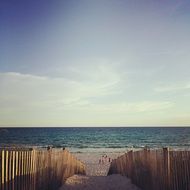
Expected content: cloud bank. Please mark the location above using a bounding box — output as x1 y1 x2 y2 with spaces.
0 70 178 127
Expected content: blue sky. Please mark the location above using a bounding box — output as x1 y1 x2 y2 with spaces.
0 0 190 127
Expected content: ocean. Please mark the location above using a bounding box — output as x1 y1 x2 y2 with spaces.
0 127 190 153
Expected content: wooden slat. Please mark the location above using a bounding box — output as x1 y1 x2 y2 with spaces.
5 150 9 190
108 148 190 190
0 148 85 190
21 151 24 190
0 150 1 190
1 150 5 190
12 151 15 190
15 151 18 190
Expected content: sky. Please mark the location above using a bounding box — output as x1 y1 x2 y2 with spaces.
0 0 190 127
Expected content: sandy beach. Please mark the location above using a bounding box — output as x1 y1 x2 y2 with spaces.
73 152 120 176
60 152 141 190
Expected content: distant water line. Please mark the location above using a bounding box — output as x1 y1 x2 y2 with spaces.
0 127 190 153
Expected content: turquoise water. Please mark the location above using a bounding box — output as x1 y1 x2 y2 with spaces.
0 127 190 152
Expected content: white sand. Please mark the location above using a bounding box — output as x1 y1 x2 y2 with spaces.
59 152 141 190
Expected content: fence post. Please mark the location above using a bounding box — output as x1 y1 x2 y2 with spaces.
163 147 170 190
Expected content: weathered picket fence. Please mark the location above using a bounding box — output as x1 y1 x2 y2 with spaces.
108 148 190 190
0 148 85 190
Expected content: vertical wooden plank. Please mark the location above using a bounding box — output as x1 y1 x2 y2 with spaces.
24 151 26 190
187 151 190 190
1 150 5 190
12 151 15 190
41 151 43 189
170 151 172 190
28 150 32 190
21 151 24 190
183 151 187 190
175 152 178 190
18 151 21 190
15 151 18 190
168 148 171 190
40 150 43 189
27 151 30 190
27 150 30 190
17 151 20 190
36 151 39 190
47 148 51 190
38 151 41 189
179 151 183 190
44 150 47 190
26 151 28 190
18 151 22 190
163 147 170 190
22 151 24 190
30 150 33 190
0 150 1 190
9 151 12 190
32 150 36 190
174 151 178 190
182 151 186 190
32 150 35 190
185 151 190 190
5 150 9 190
35 150 37 190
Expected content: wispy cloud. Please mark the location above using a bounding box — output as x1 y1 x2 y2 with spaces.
0 63 123 111
0 71 175 126
155 82 190 92
72 101 174 113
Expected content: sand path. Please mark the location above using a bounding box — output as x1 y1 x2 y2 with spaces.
60 174 140 190
60 152 140 190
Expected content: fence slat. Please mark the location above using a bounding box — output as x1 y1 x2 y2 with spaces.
0 148 85 190
108 148 190 190
1 150 5 190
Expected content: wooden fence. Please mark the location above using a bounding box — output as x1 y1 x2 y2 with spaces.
108 148 190 190
0 148 86 190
